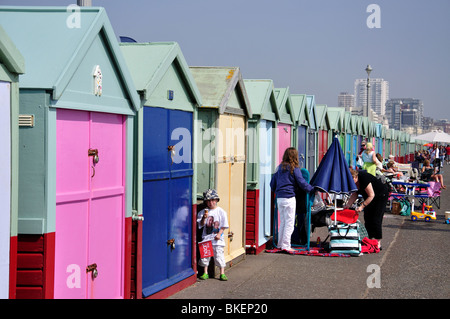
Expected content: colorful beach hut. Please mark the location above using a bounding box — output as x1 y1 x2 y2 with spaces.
0 26 25 299
306 95 318 175
327 107 345 148
291 94 311 169
343 111 353 166
350 114 360 168
385 128 393 160
244 79 279 254
359 116 369 148
375 123 384 156
274 87 295 165
315 104 330 164
190 66 252 270
393 129 400 161
1 7 141 299
120 42 202 298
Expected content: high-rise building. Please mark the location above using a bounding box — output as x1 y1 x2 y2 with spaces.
337 92 355 111
354 78 389 117
385 98 424 132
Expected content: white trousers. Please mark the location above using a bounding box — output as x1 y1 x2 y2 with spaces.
198 245 226 268
277 197 296 250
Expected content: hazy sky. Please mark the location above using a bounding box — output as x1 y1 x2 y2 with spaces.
1 0 449 120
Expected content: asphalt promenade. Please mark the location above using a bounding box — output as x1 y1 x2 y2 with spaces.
170 162 450 302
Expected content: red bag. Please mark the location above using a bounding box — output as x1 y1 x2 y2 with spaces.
198 240 214 258
330 209 359 224
361 237 380 254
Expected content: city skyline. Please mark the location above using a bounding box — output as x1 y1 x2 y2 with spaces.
1 0 449 121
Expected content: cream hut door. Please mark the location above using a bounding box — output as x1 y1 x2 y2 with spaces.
216 114 245 262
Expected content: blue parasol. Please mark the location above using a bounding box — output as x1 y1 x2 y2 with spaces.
311 136 357 195
310 136 357 226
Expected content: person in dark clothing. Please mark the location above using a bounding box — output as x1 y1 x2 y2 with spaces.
343 168 389 249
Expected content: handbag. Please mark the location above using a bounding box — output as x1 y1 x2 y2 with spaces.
356 156 364 168
328 222 361 256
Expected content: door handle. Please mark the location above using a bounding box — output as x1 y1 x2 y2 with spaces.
168 145 175 164
228 231 234 241
88 149 99 178
86 263 98 279
167 238 175 250
88 149 99 164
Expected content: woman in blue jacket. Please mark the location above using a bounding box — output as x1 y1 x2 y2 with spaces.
271 147 315 252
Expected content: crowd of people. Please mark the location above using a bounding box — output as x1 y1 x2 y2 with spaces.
357 141 448 190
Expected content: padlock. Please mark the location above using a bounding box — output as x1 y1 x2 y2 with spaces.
88 149 99 164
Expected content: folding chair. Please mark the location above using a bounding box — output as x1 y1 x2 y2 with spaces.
416 181 441 209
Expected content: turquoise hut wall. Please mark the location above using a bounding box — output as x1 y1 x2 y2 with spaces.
0 25 25 299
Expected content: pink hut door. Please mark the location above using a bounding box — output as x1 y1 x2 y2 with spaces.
54 109 125 299
277 124 291 165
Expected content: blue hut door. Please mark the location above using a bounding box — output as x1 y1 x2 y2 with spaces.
345 134 351 166
259 120 272 242
297 126 307 168
141 107 194 297
0 82 11 298
352 136 358 169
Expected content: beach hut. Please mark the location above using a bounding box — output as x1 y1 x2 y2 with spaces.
350 115 360 168
190 66 252 269
370 120 376 145
120 42 202 298
399 131 409 163
343 111 353 166
393 129 400 161
0 26 25 299
244 79 279 254
291 94 310 169
359 116 369 147
274 87 295 164
1 7 141 299
385 128 393 160
306 95 318 175
327 107 345 148
375 123 383 156
315 104 330 164
381 125 387 158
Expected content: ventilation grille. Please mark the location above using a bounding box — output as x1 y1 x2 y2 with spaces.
19 114 35 127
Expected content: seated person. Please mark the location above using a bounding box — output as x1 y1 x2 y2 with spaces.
385 161 404 177
375 153 385 171
421 159 446 189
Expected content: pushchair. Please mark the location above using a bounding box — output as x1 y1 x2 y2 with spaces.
291 191 366 247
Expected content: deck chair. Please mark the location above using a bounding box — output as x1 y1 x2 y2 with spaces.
416 181 441 209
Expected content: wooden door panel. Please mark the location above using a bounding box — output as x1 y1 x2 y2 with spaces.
55 109 125 299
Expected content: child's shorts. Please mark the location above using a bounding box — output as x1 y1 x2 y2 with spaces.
198 245 225 268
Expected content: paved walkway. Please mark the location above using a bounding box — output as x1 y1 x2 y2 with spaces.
170 162 450 301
